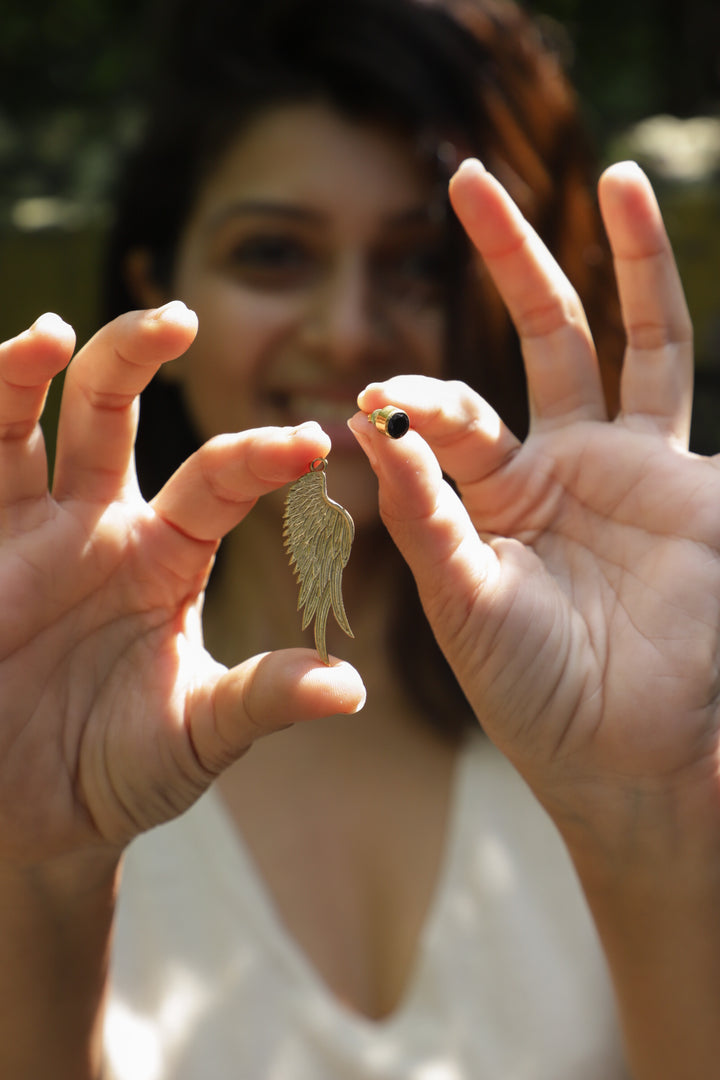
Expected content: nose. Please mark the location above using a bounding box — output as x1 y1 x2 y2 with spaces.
300 255 389 370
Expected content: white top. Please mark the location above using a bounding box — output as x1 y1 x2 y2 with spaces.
104 735 628 1079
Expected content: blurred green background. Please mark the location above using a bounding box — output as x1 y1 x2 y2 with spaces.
1 0 719 447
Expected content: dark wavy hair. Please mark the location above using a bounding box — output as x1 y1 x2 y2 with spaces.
102 0 624 739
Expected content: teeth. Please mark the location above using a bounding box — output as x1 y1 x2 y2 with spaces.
282 395 355 423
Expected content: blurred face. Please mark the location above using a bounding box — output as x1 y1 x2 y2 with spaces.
161 101 447 519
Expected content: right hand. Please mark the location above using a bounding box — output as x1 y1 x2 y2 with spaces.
0 305 365 865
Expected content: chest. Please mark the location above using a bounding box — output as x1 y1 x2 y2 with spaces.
108 738 628 1079
217 736 457 1020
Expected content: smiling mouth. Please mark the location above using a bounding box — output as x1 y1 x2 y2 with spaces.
267 390 358 425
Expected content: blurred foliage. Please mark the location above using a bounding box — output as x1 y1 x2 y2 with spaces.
0 0 150 113
0 0 149 212
1 0 718 213
529 0 720 140
1 0 717 130
1 0 719 448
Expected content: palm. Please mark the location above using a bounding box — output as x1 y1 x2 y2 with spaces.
356 161 720 838
0 307 360 863
1 493 211 857
462 422 720 781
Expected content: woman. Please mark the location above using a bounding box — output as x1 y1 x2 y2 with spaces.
1 1 718 1078
107 0 625 737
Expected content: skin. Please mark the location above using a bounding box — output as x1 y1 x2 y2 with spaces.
355 159 720 1077
144 105 460 1018
131 114 463 1019
0 122 719 1076
139 102 447 525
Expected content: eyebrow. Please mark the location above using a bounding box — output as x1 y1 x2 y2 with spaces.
205 200 442 232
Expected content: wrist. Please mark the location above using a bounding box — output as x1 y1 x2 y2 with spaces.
0 846 122 908
549 775 720 1080
0 849 122 1080
541 758 720 890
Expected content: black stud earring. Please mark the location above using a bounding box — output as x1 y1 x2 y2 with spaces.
367 406 410 439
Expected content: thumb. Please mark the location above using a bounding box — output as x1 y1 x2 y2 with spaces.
189 649 367 774
347 413 501 645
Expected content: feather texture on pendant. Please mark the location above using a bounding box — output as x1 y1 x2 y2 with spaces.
283 460 354 664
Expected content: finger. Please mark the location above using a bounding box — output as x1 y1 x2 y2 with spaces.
151 422 331 547
449 159 606 429
0 313 76 511
598 161 693 446
346 418 557 743
348 414 501 638
190 650 366 773
52 303 198 503
357 375 520 491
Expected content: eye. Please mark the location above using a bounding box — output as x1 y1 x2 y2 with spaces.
231 234 306 266
223 233 317 289
375 244 447 305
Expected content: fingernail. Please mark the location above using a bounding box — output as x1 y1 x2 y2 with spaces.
356 382 385 412
615 159 644 174
151 299 195 324
291 420 324 436
32 312 71 333
347 414 378 467
455 157 486 176
351 687 367 714
328 660 367 713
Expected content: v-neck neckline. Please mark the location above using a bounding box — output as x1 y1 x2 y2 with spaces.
202 736 475 1031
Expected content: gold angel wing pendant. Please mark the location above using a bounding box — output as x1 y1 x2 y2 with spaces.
283 459 355 664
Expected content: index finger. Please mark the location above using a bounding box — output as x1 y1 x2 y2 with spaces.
53 303 198 504
357 374 520 490
449 159 606 431
0 314 75 511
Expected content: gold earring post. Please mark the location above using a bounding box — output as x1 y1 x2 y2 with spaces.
367 406 410 439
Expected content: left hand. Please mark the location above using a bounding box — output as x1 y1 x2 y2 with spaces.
351 160 720 865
